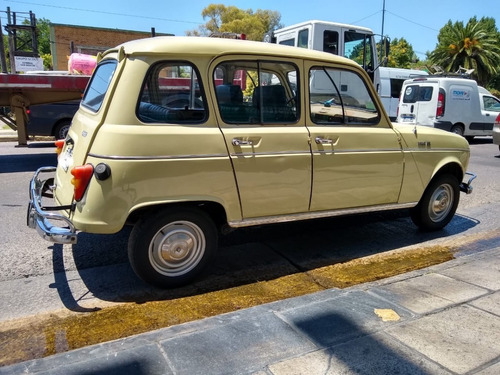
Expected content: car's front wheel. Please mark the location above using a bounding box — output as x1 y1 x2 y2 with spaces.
410 174 460 231
128 207 217 288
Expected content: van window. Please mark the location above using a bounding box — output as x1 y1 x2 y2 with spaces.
214 60 299 124
298 29 308 48
82 60 117 112
279 38 295 47
390 78 405 99
483 96 500 112
403 85 433 103
137 62 207 124
309 67 379 125
323 31 338 54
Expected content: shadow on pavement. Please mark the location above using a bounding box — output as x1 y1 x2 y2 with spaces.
47 209 479 311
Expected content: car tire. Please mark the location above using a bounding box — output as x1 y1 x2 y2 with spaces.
410 174 460 231
128 207 217 288
54 119 71 140
450 125 464 137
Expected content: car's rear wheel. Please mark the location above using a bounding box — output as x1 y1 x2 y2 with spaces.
128 207 217 288
410 174 460 231
54 119 71 140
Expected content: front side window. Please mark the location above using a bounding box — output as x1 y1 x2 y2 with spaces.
82 60 117 112
214 60 299 124
403 85 433 103
137 62 207 124
309 67 379 125
483 96 500 112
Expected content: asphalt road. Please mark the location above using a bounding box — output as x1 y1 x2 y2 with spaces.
0 138 499 324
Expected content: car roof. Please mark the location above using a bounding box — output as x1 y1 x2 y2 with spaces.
103 36 359 68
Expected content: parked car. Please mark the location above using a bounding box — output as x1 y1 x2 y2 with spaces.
27 37 475 288
397 76 500 140
26 100 80 139
493 114 500 151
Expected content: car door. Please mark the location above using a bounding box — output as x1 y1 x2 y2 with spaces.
306 64 404 211
212 58 311 219
398 81 439 126
480 94 500 134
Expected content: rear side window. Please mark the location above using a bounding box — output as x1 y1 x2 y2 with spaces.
138 62 207 124
309 67 379 125
214 60 299 124
82 60 117 112
403 85 433 103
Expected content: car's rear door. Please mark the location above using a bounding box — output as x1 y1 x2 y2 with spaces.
212 57 312 219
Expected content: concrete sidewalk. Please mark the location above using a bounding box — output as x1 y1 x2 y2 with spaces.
1 247 499 374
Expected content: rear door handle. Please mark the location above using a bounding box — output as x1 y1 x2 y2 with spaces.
232 138 253 146
315 137 333 145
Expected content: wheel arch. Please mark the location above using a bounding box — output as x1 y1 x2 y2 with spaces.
127 200 228 231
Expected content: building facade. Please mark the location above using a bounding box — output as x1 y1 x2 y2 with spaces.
49 24 172 71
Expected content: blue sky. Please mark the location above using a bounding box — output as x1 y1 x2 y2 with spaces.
2 0 499 59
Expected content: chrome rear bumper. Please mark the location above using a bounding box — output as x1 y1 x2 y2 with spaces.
27 167 77 244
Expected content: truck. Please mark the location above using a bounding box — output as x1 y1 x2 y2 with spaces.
265 20 428 119
266 20 383 90
396 76 500 139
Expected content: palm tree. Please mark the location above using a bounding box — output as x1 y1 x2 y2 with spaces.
430 17 500 87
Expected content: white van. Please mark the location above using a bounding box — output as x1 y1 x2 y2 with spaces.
379 67 428 120
397 76 500 139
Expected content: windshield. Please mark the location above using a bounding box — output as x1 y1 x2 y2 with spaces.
82 60 118 112
343 31 374 72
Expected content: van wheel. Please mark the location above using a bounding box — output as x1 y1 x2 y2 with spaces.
54 120 71 140
128 207 217 288
450 125 464 137
410 174 459 231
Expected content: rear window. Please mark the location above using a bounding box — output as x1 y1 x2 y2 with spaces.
82 60 117 112
403 85 434 103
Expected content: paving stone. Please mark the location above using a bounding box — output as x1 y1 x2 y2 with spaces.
440 258 500 290
369 273 488 314
468 291 500 316
277 290 410 348
386 305 500 374
160 311 316 375
266 332 452 375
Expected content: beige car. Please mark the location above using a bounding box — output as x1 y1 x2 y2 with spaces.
28 37 475 288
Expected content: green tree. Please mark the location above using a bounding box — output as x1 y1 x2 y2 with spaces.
385 38 416 68
430 17 500 87
187 4 282 41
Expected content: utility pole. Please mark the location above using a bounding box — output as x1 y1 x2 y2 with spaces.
379 0 386 63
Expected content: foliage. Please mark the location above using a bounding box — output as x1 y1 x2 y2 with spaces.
429 17 500 87
186 4 282 41
384 38 416 69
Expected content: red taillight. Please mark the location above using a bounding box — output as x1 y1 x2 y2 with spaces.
71 164 94 201
55 139 65 155
496 113 500 125
437 90 445 118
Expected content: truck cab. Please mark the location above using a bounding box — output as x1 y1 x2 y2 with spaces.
268 20 380 88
